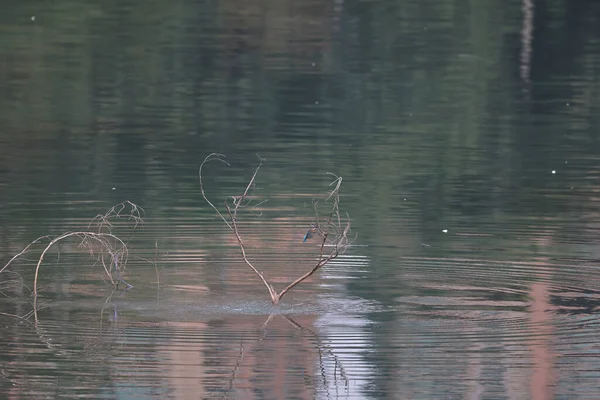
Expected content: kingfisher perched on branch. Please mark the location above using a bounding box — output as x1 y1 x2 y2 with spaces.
303 225 318 242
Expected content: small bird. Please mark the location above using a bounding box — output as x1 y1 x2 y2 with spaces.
303 225 318 242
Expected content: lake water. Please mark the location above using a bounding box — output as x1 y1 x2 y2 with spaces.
2 0 600 398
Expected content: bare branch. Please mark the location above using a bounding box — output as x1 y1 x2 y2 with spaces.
225 199 278 301
31 231 130 313
2 202 144 322
199 155 352 305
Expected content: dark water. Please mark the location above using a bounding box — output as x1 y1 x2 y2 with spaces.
2 0 600 398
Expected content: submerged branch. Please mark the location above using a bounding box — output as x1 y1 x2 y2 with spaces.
1 201 144 323
199 154 352 304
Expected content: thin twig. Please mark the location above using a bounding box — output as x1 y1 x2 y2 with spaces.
0 236 49 274
154 240 160 289
199 153 232 230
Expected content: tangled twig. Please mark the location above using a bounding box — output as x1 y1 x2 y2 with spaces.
1 201 144 321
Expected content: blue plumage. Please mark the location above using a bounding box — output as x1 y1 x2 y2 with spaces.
303 225 317 242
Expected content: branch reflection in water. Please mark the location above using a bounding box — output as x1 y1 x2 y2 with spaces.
222 314 349 399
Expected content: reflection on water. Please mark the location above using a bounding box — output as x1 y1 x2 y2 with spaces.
3 0 600 398
6 225 600 398
0 286 367 399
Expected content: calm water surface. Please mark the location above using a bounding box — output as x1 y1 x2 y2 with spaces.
2 0 600 398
